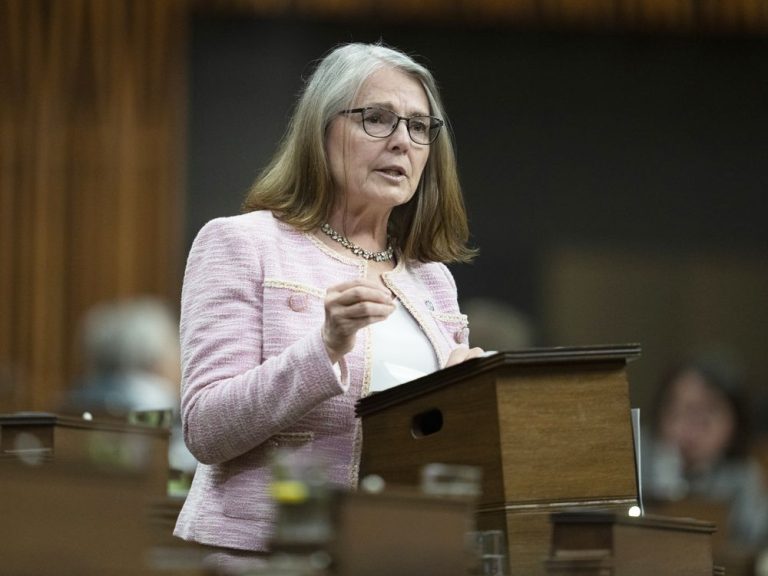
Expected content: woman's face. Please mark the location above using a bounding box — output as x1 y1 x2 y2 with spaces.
659 369 736 472
326 66 432 213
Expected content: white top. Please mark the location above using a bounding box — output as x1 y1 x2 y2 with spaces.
369 299 439 393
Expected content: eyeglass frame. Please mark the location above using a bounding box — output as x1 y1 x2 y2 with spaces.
338 107 445 145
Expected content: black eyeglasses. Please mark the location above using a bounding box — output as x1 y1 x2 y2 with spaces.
338 107 444 145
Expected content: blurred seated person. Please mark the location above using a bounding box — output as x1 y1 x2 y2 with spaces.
60 297 197 476
642 355 768 553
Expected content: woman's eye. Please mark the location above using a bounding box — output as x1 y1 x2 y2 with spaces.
366 111 383 124
411 120 428 133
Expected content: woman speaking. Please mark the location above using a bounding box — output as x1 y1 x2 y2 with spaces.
174 42 483 559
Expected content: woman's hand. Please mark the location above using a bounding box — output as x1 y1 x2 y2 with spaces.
323 279 395 363
444 345 485 368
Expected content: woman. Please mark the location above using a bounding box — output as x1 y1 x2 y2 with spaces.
643 357 768 550
174 43 483 555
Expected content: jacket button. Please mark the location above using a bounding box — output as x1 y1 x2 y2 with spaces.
454 328 469 344
288 293 308 312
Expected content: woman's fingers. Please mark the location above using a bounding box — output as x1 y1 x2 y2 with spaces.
444 346 485 368
323 278 483 371
327 280 393 304
326 281 394 319
323 279 396 362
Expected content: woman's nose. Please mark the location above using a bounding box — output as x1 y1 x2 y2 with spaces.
387 119 412 149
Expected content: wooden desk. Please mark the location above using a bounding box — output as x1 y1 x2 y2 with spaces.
550 510 716 576
0 462 155 575
0 411 169 496
330 490 475 576
646 498 756 576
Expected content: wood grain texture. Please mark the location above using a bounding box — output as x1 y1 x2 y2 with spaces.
192 0 768 32
361 372 507 502
0 412 170 496
360 351 638 507
0 0 186 412
496 363 637 502
0 463 155 575
477 502 635 576
359 349 641 576
551 512 716 576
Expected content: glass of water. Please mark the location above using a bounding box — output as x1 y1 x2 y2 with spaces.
468 529 506 576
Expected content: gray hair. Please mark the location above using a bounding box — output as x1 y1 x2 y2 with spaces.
81 298 179 375
300 42 448 144
243 42 475 263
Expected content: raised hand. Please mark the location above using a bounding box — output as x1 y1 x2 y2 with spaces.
322 278 395 363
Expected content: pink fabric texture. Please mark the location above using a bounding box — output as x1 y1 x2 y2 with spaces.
174 211 469 551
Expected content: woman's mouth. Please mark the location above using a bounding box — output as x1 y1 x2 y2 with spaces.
376 167 406 180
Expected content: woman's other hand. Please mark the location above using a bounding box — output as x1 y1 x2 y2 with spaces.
323 279 395 363
445 345 485 368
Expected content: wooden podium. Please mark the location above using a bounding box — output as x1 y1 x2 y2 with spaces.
356 345 641 576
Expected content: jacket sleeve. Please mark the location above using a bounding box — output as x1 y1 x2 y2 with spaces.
179 217 347 465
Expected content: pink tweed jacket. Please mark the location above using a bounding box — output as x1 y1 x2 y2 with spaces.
173 211 470 551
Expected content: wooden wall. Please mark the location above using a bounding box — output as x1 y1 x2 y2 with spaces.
0 0 187 411
196 0 768 33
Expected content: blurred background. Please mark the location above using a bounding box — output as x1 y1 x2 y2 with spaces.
1 0 767 428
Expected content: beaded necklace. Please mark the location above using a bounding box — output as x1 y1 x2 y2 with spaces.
320 223 394 262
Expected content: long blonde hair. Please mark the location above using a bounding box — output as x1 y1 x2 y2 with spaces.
242 42 476 263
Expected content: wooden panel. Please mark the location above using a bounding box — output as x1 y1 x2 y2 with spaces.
0 413 170 496
645 498 758 576
645 498 729 551
505 508 556 576
2 463 208 574
479 502 635 576
0 463 154 575
191 0 768 32
545 552 613 576
0 0 186 412
359 349 640 576
552 511 715 576
359 347 640 507
361 373 507 503
332 490 475 576
497 363 637 502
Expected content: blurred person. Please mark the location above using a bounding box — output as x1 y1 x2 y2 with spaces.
174 42 483 561
61 297 197 475
642 355 768 551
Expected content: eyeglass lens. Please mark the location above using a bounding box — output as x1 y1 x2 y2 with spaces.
362 108 440 144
